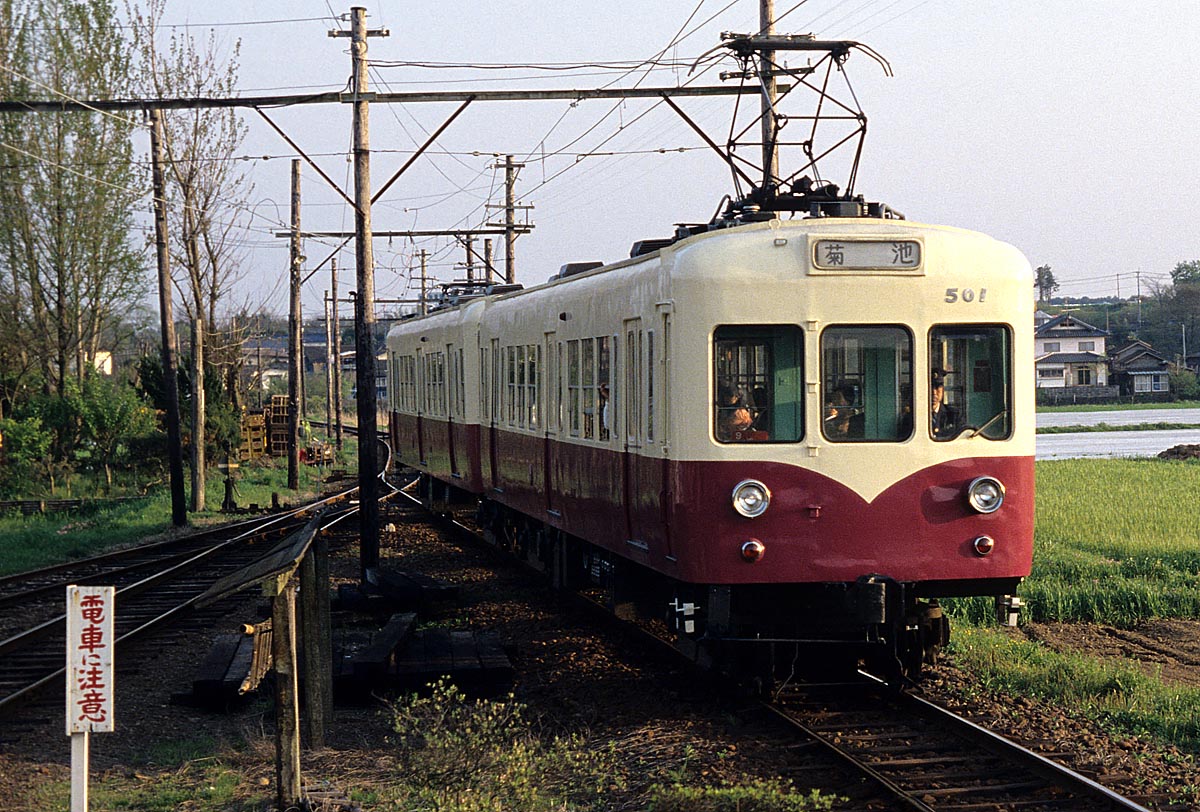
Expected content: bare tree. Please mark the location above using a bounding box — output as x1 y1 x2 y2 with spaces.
129 0 253 510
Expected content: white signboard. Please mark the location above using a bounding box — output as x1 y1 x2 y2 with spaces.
813 239 922 271
66 585 115 734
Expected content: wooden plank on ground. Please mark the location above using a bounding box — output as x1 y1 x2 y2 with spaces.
352 612 417 683
192 633 242 704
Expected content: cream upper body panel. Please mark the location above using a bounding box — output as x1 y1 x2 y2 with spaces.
664 218 1034 503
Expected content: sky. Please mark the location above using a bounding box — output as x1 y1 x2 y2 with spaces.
133 0 1200 318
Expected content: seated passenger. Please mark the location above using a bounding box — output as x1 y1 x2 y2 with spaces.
825 381 863 439
716 384 752 441
750 385 770 431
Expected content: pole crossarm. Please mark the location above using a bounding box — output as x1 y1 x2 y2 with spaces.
0 84 756 114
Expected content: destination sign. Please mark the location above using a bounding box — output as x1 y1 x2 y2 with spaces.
812 239 922 271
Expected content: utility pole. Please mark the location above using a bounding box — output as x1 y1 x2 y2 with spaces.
484 238 494 285
288 159 302 491
324 291 334 449
149 109 187 527
760 0 778 191
1137 270 1142 329
331 257 343 451
504 155 517 284
463 233 476 282
488 155 531 284
332 6 389 581
419 250 428 315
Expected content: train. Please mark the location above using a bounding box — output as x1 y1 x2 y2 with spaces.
385 208 1034 683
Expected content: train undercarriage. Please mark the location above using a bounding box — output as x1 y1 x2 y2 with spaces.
418 474 1013 686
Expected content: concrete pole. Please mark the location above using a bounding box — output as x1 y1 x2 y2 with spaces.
484 238 494 285
419 250 428 316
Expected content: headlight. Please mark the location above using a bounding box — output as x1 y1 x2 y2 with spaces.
966 476 1005 514
732 479 771 518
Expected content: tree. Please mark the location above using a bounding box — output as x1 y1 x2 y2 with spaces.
1170 260 1200 286
0 0 147 401
129 0 254 510
1034 265 1059 304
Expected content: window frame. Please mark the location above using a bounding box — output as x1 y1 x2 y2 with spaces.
928 323 1014 442
713 323 805 445
820 323 913 444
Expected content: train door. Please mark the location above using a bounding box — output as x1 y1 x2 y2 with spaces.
621 319 643 542
657 306 674 559
488 337 500 491
543 331 557 515
446 343 458 478
415 347 426 466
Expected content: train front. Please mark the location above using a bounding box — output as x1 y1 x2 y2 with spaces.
664 218 1035 679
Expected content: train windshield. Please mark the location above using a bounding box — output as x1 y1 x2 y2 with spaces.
713 325 803 443
929 325 1012 441
821 326 914 442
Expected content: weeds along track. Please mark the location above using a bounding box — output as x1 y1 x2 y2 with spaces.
0 489 359 719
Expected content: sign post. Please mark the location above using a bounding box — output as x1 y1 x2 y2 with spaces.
66 585 115 812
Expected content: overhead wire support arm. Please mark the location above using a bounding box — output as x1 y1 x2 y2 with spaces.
256 108 360 213
660 94 757 188
371 97 473 205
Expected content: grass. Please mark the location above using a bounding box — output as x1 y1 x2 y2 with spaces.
947 458 1200 627
1038 400 1200 413
944 457 1200 760
0 454 335 576
950 625 1200 754
1037 422 1200 434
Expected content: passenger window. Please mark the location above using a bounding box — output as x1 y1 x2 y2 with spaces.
929 326 1012 441
822 326 913 442
713 325 803 443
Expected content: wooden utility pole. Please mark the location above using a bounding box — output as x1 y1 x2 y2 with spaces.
149 109 188 527
483 238 494 285
324 291 334 447
270 575 302 808
288 159 302 491
488 155 532 284
419 250 428 315
760 0 779 190
332 6 389 580
331 257 343 451
463 233 476 282
504 155 518 283
299 538 332 748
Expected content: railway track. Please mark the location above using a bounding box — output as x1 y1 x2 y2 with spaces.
391 477 1165 812
766 679 1158 812
0 488 361 718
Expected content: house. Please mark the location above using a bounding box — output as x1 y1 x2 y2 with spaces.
1110 340 1171 397
1034 313 1110 388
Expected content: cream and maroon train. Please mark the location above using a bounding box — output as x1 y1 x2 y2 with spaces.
386 216 1034 680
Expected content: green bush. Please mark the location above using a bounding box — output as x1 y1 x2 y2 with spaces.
648 779 840 812
387 679 622 811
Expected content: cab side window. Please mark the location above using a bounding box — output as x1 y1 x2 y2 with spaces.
929 325 1012 441
713 325 803 443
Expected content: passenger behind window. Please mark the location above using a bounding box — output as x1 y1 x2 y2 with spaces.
930 372 958 439
825 381 864 439
750 385 770 431
716 383 753 441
